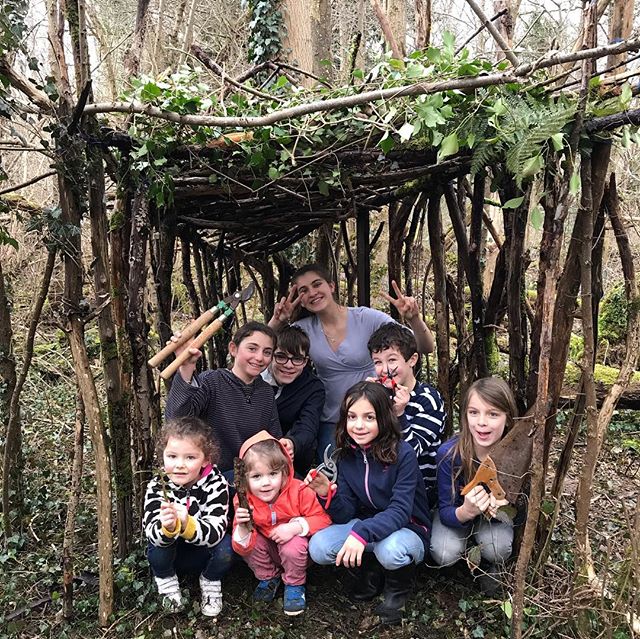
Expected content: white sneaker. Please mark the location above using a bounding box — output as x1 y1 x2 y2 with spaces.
200 576 222 617
154 575 183 611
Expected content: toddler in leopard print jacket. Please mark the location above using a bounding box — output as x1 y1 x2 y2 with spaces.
143 416 232 616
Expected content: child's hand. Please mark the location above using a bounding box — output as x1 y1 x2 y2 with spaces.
459 485 492 521
269 522 301 544
392 383 410 416
168 332 202 381
304 470 333 498
160 502 178 532
336 535 366 568
279 438 295 460
487 495 510 519
236 506 252 525
173 503 189 528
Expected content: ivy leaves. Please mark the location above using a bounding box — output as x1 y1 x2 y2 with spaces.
246 0 283 65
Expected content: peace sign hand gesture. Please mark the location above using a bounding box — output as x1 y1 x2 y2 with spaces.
270 286 301 327
381 280 419 322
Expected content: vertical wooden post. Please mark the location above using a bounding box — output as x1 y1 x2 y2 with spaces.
357 208 370 307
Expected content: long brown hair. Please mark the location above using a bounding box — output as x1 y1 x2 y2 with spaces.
335 381 401 465
448 377 518 490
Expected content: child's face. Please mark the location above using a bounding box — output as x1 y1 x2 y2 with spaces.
346 397 379 447
229 331 274 383
294 271 335 313
163 436 208 488
371 345 418 388
271 349 308 385
466 391 508 455
246 458 285 504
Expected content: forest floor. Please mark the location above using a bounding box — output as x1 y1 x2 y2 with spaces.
0 368 638 639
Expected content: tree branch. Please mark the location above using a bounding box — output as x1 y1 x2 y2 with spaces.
190 44 283 102
463 0 519 66
0 57 54 112
370 0 404 59
0 170 57 196
83 37 640 129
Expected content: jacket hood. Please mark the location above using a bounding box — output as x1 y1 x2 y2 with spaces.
239 430 293 476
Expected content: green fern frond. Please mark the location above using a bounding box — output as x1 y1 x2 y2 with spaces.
504 100 577 187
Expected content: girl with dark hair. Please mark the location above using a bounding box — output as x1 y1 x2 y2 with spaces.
268 263 434 456
143 417 231 617
305 382 431 625
165 321 282 474
430 376 517 595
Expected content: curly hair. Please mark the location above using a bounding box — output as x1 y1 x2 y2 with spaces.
155 416 219 465
367 322 418 360
335 381 401 465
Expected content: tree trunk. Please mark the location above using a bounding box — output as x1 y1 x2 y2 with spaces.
124 0 152 77
387 199 412 318
67 318 114 625
0 256 18 533
282 0 332 84
501 179 530 412
383 0 406 56
607 0 634 71
427 194 452 434
127 186 156 501
62 393 84 618
468 174 488 377
415 0 431 49
2 248 56 536
88 152 133 558
574 168 640 584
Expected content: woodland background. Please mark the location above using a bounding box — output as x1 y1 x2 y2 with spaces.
0 0 639 638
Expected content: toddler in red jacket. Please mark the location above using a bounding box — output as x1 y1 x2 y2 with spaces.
232 431 331 615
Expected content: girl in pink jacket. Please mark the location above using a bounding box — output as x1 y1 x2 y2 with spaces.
232 431 331 616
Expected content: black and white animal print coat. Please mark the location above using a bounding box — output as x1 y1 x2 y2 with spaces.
143 467 229 548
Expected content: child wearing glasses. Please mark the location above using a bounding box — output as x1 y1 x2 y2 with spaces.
263 326 325 477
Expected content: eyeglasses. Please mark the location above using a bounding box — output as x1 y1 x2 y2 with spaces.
273 352 307 366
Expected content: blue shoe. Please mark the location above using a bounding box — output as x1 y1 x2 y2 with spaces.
253 576 281 602
283 584 306 616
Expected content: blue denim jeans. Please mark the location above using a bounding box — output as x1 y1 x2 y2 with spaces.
147 533 235 580
308 519 425 570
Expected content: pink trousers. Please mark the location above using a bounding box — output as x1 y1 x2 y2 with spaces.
243 532 309 586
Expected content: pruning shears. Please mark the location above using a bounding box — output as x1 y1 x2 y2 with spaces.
149 282 256 379
378 366 399 398
308 445 338 508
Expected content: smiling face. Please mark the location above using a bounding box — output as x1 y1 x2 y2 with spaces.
229 331 274 383
246 457 285 504
294 271 336 314
346 396 380 447
163 436 208 488
371 345 418 388
271 349 308 385
466 391 508 458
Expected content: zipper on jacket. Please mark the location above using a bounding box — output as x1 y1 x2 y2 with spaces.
269 504 277 526
361 450 376 508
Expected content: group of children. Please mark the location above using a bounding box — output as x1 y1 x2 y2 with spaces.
144 317 518 622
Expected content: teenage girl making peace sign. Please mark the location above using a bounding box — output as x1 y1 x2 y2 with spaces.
268 263 434 456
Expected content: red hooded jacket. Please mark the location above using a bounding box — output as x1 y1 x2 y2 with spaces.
232 431 331 555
